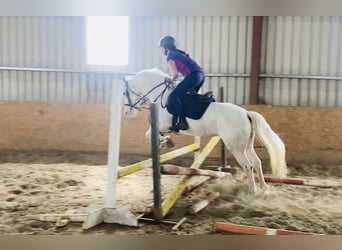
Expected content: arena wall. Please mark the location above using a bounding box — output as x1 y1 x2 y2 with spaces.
0 101 341 164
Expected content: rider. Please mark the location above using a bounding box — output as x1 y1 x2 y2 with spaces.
159 35 206 132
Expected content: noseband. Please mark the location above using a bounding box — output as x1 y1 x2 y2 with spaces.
123 77 173 112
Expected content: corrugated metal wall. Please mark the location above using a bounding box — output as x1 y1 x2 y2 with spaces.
0 17 85 68
0 16 341 106
0 69 123 103
260 16 342 106
0 16 122 103
0 16 253 104
129 16 253 104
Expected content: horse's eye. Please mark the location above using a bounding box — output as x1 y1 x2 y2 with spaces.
123 92 126 95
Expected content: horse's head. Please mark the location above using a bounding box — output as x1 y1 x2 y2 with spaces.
122 68 171 117
122 75 140 117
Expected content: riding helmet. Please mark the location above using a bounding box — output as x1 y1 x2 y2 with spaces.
158 35 177 50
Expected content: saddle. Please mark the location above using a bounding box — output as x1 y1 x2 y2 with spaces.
167 90 215 120
187 90 214 101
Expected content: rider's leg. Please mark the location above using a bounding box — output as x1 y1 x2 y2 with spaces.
190 72 205 93
167 91 180 132
169 113 179 132
172 72 204 96
175 97 188 130
166 72 204 131
168 97 188 131
166 96 188 131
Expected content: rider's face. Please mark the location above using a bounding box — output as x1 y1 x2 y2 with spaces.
160 47 167 56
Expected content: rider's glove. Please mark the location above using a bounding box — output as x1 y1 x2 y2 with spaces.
165 77 173 84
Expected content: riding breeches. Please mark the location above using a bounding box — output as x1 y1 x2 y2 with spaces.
167 71 205 117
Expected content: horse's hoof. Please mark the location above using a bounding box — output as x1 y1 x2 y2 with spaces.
249 189 257 195
254 185 269 198
166 137 175 148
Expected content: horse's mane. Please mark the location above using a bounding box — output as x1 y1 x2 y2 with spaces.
127 68 170 89
135 68 169 78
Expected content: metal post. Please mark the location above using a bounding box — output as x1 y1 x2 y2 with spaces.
249 16 263 105
219 86 227 168
194 87 202 161
150 103 163 222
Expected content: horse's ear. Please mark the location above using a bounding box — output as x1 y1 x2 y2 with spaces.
123 75 132 82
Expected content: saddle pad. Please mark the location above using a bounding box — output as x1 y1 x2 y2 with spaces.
166 94 215 120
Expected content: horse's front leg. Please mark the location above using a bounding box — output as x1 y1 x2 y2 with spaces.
145 127 174 149
145 108 175 148
145 127 151 139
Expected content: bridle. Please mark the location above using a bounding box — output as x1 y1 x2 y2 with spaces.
122 77 174 112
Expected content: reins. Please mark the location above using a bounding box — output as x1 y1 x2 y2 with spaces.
123 77 173 112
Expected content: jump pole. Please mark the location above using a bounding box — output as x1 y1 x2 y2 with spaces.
161 136 221 217
42 78 139 229
257 176 341 188
181 176 212 195
214 221 321 235
161 164 233 178
82 78 138 229
189 192 220 214
118 143 199 178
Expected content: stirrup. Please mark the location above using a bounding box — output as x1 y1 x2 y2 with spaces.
203 91 213 98
177 119 189 130
168 125 179 133
197 91 213 99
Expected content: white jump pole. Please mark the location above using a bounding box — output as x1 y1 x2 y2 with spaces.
194 136 200 160
105 80 123 208
41 77 138 230
83 78 138 229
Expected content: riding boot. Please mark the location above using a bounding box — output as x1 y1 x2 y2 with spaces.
175 97 189 130
168 115 180 132
177 116 189 130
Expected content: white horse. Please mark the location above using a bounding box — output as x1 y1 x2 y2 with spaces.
122 68 287 193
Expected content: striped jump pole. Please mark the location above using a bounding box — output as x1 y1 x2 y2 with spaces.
189 192 220 214
117 143 200 178
161 136 221 217
161 164 233 178
214 221 321 235
181 176 212 195
144 176 212 214
258 176 341 188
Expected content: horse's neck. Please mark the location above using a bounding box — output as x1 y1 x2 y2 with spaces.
139 73 171 104
148 83 172 105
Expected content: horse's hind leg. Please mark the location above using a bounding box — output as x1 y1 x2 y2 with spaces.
231 149 257 194
245 135 268 191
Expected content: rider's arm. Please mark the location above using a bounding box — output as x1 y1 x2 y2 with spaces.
167 60 179 81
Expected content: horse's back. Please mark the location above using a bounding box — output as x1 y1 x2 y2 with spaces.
187 102 250 136
209 102 249 121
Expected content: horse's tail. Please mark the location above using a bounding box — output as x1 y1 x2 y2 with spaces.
247 111 287 177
